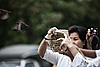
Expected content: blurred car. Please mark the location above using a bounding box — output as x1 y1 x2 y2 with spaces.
0 44 52 67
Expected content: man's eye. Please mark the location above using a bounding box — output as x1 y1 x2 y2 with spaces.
74 38 78 40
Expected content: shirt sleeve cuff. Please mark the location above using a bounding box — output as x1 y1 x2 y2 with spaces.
96 50 100 57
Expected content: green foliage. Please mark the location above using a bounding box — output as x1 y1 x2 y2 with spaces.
0 0 100 47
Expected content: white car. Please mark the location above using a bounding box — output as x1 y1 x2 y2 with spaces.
0 44 52 67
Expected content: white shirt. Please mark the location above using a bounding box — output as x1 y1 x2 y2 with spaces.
43 49 100 67
43 49 71 67
43 49 88 67
86 50 100 67
96 50 100 57
73 50 100 67
72 50 100 67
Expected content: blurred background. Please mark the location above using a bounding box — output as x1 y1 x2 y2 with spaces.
0 0 100 48
0 0 100 67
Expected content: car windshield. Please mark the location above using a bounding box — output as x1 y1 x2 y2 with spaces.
0 61 20 67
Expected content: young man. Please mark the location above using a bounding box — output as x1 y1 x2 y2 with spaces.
38 25 88 67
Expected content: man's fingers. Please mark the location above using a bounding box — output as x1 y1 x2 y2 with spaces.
57 38 64 41
48 27 58 34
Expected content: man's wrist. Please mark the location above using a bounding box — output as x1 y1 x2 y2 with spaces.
43 38 48 43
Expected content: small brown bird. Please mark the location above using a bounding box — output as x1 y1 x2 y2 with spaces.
13 20 29 34
0 9 11 20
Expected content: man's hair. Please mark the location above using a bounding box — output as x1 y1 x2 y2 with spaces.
68 25 87 42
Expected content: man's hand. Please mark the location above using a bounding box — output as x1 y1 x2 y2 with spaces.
45 27 58 40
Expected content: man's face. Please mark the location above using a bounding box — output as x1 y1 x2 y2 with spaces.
69 32 84 48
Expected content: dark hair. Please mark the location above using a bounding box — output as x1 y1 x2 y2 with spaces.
92 35 100 50
68 25 87 42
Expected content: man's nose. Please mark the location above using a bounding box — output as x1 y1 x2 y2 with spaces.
71 40 75 44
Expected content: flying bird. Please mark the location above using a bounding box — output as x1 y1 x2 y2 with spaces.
13 20 29 34
0 9 11 20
